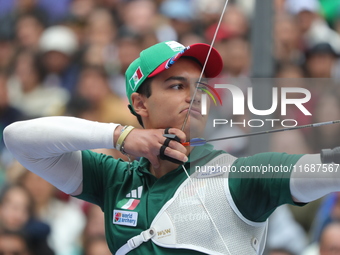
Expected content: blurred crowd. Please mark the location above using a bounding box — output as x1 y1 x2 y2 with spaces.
1 0 340 254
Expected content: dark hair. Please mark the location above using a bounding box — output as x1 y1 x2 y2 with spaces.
132 77 153 127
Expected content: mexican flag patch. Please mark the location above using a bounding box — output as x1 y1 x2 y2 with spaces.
117 198 140 210
129 67 144 91
116 186 143 210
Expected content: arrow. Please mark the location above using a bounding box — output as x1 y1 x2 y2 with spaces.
182 120 340 146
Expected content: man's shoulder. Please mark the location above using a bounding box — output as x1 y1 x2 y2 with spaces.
81 150 140 175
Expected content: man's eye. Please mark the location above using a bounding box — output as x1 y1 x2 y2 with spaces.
171 84 184 90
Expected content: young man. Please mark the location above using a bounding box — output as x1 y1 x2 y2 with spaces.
3 41 340 255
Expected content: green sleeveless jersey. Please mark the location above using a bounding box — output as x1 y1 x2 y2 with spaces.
76 144 303 254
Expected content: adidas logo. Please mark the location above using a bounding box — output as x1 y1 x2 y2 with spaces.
116 186 143 210
126 186 143 199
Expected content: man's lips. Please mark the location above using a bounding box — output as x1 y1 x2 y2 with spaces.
180 107 202 115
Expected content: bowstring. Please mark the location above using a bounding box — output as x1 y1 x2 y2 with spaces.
181 165 232 255
181 0 230 131
180 0 231 254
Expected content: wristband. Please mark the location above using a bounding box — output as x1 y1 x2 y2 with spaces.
116 126 135 152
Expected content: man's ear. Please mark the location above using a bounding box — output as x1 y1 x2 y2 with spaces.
131 92 148 117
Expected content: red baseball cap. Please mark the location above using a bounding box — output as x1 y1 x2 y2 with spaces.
148 43 223 78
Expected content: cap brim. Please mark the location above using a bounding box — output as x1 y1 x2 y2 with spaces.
148 43 223 78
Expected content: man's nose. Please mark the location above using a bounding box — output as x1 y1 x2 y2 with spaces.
186 85 202 103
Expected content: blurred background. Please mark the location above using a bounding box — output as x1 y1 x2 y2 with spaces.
1 0 340 254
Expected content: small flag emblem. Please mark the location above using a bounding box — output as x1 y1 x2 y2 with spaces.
129 67 144 91
116 186 143 211
117 199 140 210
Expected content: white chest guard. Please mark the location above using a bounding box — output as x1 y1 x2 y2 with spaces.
117 154 268 255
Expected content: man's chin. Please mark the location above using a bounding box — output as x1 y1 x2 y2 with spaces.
182 120 206 139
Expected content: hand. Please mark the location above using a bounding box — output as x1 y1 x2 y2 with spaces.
122 128 188 168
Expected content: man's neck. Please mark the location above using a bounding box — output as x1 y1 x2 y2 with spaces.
149 159 181 178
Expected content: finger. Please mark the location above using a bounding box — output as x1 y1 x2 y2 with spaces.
166 139 187 154
164 127 171 134
162 146 188 163
159 145 167 160
165 128 186 143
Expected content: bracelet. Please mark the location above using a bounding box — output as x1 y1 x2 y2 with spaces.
116 125 135 152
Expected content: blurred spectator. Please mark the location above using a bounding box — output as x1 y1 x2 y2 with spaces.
276 62 305 78
222 4 249 37
307 92 340 153
82 203 105 243
270 129 311 154
68 0 96 23
82 8 120 80
0 71 25 154
0 184 54 255
76 65 139 126
319 221 340 255
235 0 255 18
195 0 226 26
268 248 296 255
180 33 205 46
36 0 71 25
310 193 340 244
159 0 194 42
266 204 308 254
39 25 80 93
0 0 48 40
302 220 340 255
274 14 303 64
15 13 45 51
206 27 250 80
6 50 69 118
18 170 85 255
83 235 111 255
0 36 16 71
109 36 142 98
119 0 158 37
223 37 250 77
0 230 32 255
85 8 117 47
0 185 33 233
305 42 339 79
286 0 340 54
274 63 314 127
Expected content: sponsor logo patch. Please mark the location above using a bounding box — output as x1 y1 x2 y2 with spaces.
156 228 172 239
113 210 138 227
